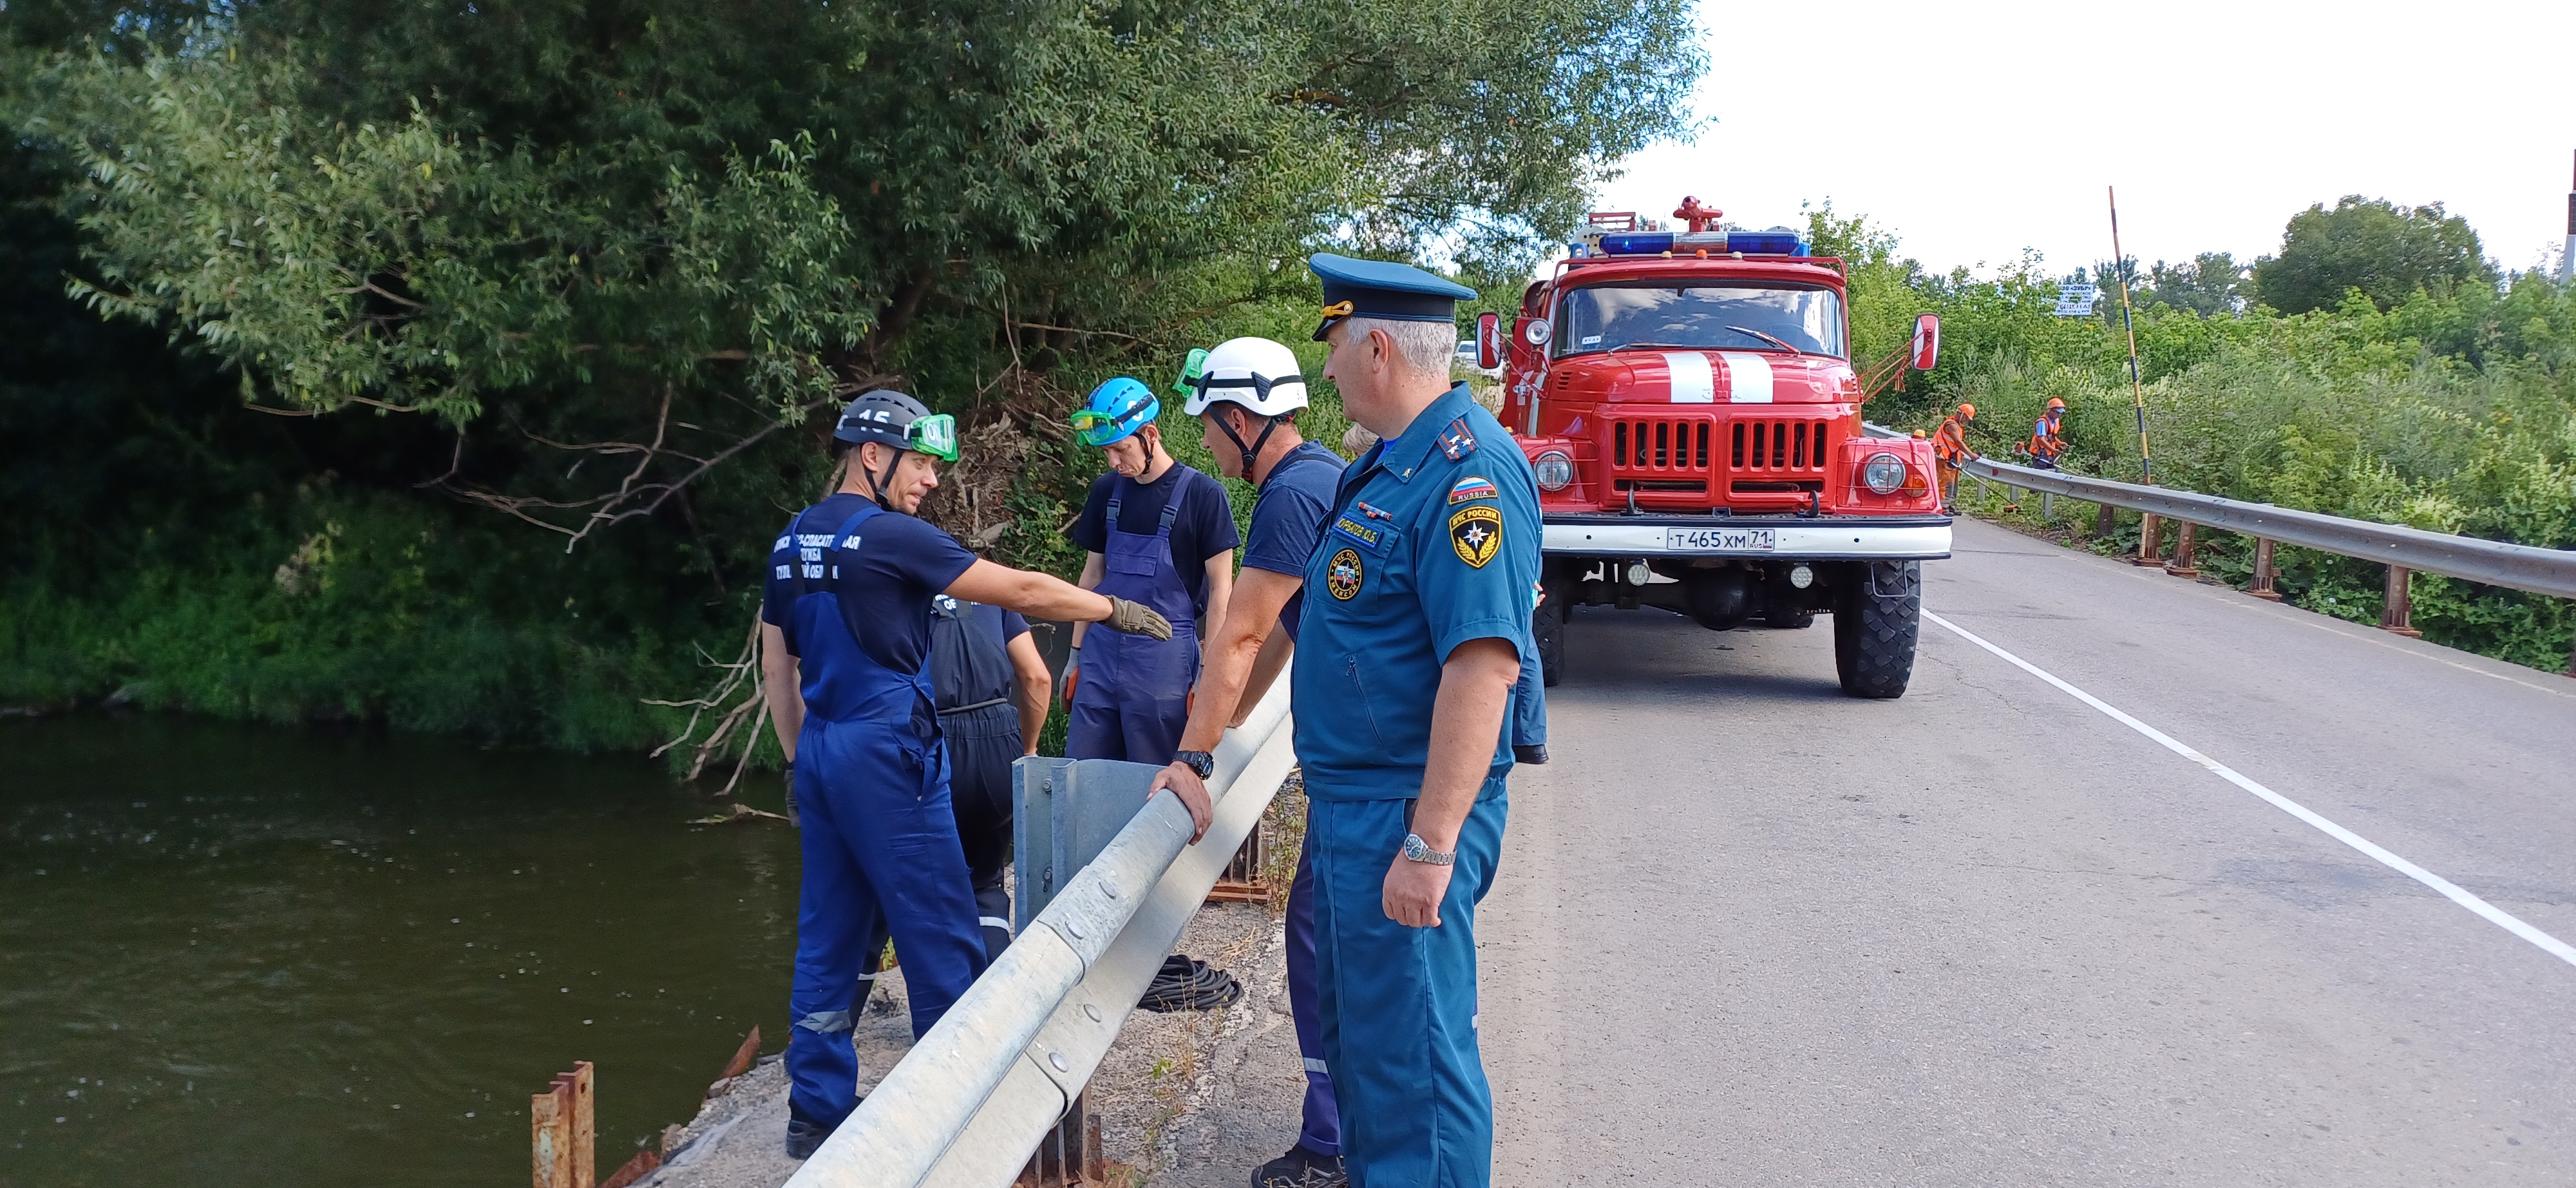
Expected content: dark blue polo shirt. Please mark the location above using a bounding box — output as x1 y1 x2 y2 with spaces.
1242 441 1347 640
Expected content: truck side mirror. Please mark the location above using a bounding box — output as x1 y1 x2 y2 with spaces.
1476 311 1502 370
1910 314 1940 371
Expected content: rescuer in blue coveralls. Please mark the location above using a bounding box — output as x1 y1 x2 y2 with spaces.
757 390 1197 1160
1177 256 1538 1188
1063 377 1240 765
1142 336 1355 1187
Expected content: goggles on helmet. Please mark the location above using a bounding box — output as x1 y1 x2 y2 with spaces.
906 413 960 462
1069 405 1153 447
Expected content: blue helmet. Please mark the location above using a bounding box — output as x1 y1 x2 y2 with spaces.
1072 377 1159 448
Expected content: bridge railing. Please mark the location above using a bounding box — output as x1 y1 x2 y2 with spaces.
1865 423 2576 670
782 680 1298 1188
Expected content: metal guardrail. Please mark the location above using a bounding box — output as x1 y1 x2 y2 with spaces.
1862 423 2576 600
784 680 1297 1188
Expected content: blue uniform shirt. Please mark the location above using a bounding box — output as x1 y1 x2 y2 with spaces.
759 492 979 722
1291 383 1541 800
1241 441 1347 642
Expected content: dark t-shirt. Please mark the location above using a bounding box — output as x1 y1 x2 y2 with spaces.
1069 463 1240 612
759 493 979 674
1242 442 1347 642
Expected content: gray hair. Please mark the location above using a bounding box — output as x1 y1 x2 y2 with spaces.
1344 316 1457 379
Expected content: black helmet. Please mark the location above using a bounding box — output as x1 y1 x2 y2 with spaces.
835 389 933 450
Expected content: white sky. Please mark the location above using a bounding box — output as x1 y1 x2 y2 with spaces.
1593 0 2576 279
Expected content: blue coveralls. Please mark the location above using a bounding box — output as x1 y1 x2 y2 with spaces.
768 501 990 1133
1290 384 1542 1187
1067 484 1201 763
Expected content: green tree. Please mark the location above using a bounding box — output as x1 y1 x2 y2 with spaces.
2251 196 2492 315
2146 252 2248 317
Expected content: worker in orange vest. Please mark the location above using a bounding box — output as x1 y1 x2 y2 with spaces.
1930 403 1977 511
2025 397 2068 470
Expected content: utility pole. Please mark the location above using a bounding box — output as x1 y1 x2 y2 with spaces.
2107 186 2151 483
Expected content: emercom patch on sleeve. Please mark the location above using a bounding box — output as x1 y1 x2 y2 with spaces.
1448 505 1502 567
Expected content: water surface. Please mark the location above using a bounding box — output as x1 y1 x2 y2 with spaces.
1 714 800 1187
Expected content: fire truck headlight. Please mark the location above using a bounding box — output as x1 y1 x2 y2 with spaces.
1532 450 1574 492
1862 452 1908 495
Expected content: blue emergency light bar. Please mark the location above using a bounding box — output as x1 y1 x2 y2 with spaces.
1587 230 1809 258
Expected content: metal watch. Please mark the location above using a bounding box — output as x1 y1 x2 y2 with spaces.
1399 832 1455 867
1174 749 1216 780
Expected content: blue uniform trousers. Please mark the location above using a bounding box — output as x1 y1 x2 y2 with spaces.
786 716 989 1129
1309 779 1508 1188
1284 829 1341 1156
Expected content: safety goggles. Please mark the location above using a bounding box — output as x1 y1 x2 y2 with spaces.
1191 370 1305 403
1068 405 1152 448
906 413 960 462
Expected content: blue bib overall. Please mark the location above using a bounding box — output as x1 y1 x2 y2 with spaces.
777 502 989 1133
1066 484 1201 763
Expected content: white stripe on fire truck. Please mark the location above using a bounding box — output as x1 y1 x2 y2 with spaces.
1720 352 1774 403
1661 351 1714 404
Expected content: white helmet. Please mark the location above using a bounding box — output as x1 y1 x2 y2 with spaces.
1181 337 1308 417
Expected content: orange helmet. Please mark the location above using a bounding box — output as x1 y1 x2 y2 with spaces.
1957 403 1976 419
2045 397 2067 412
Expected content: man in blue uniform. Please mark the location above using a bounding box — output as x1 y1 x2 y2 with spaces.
1143 336 1354 1187
757 390 1199 1160
1063 377 1240 766
929 594 1053 959
1296 257 1540 1187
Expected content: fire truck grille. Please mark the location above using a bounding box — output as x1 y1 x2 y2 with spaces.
1605 415 1837 504
1730 419 1832 473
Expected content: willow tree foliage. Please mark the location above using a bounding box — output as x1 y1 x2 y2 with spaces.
9 0 1701 543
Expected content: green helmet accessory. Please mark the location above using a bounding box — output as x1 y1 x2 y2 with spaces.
1070 377 1159 448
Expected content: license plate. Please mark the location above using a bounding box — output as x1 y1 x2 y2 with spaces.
1665 527 1775 551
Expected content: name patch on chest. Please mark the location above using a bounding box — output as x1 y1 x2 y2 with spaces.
1448 505 1504 568
1326 548 1365 600
1448 476 1498 504
1331 516 1381 549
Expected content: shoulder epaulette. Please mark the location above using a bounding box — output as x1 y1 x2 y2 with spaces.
1438 417 1479 461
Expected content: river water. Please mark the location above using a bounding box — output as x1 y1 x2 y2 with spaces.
2 714 803 1187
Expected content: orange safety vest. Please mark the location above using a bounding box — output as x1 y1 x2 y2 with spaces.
1931 416 1971 464
2027 412 2065 459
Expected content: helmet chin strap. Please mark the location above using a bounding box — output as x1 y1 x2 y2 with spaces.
1214 408 1283 483
862 445 906 510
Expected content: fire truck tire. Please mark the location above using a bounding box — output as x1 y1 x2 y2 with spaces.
1534 600 1566 687
1832 561 1919 699
1762 607 1817 629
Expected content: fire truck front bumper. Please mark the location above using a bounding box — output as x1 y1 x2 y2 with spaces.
1540 513 1953 560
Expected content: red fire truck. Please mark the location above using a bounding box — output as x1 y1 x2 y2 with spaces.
1476 201 1948 698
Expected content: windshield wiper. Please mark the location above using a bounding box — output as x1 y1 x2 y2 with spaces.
1724 325 1805 356
1600 341 1698 353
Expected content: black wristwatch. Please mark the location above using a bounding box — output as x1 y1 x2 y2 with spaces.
1173 749 1216 779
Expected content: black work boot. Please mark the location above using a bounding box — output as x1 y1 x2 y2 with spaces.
784 1109 834 1160
1251 1145 1347 1188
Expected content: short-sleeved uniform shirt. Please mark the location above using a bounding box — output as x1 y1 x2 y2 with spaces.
759 492 978 675
1290 384 1542 800
1069 463 1240 618
1240 441 1347 640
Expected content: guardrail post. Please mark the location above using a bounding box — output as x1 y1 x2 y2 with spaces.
2164 521 2200 578
2094 501 2114 539
2040 491 2054 522
2131 512 2163 566
1018 1088 1103 1186
2248 538 2283 600
2380 566 2423 637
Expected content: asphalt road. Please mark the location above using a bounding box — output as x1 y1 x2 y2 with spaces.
1482 518 2576 1186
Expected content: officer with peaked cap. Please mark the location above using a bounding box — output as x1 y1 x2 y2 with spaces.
1292 254 1540 1187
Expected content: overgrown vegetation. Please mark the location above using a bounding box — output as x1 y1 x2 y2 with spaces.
1819 202 2576 673
0 0 1697 750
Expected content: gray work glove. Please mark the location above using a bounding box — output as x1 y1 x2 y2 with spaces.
783 762 800 829
1100 595 1174 640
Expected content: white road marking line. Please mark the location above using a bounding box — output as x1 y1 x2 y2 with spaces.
1924 608 2576 970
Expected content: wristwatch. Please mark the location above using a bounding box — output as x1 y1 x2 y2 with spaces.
1173 749 1216 779
1399 832 1455 866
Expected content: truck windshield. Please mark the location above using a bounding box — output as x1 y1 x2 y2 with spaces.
1554 282 1845 359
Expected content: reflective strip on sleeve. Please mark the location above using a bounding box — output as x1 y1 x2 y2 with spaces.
1303 1057 1330 1075
978 916 1013 934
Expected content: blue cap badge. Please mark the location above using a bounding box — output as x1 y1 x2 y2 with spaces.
1307 253 1479 342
